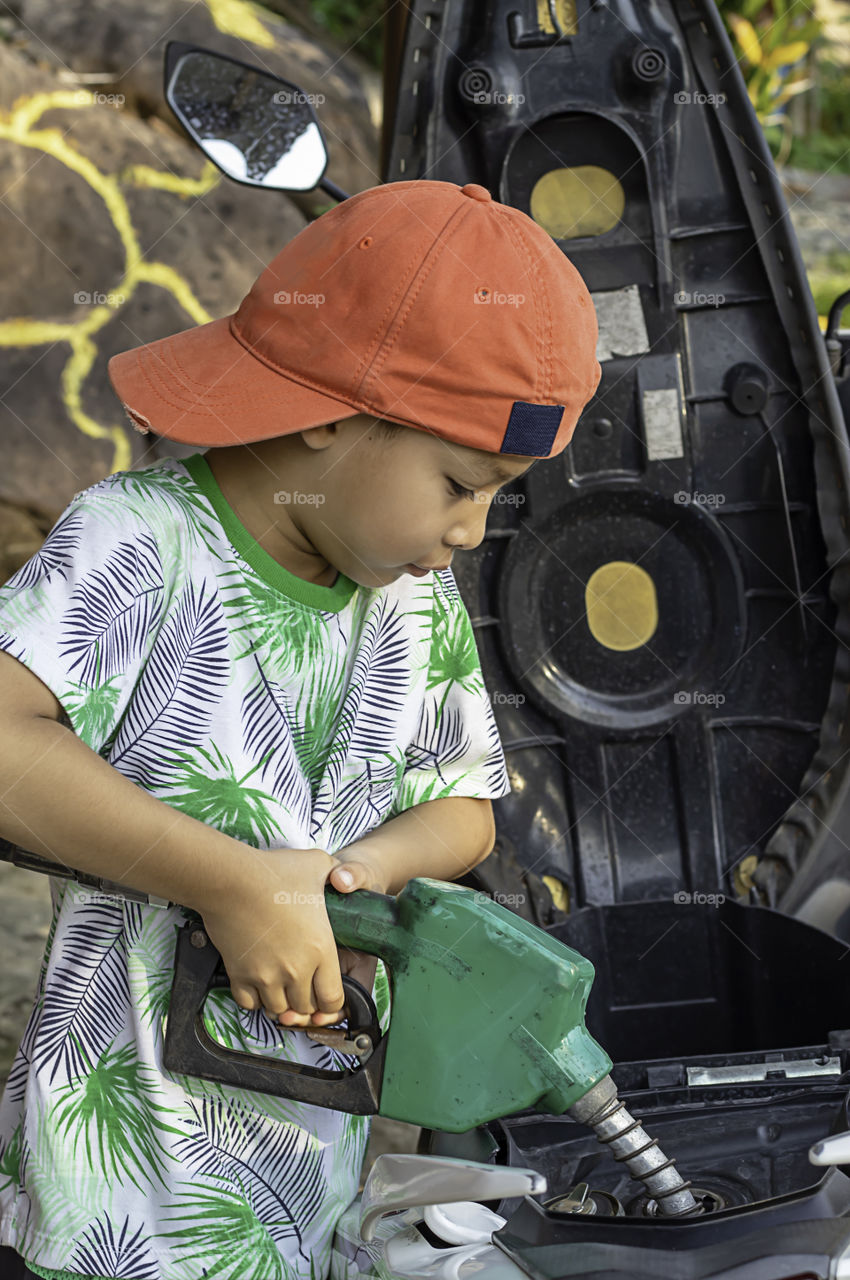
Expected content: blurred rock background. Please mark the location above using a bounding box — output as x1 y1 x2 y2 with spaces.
0 0 381 525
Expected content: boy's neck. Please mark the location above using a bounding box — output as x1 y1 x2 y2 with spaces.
203 445 339 588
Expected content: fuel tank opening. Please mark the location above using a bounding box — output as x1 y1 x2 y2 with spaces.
633 1185 727 1216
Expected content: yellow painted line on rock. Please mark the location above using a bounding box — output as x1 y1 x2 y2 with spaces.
121 161 221 197
134 263 214 327
0 320 78 344
0 90 220 474
205 0 276 48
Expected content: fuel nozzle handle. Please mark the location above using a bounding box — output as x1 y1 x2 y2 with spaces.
325 877 615 1128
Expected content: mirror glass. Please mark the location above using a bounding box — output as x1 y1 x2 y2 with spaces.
166 51 328 190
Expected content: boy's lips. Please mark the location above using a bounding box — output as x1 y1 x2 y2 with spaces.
406 562 451 575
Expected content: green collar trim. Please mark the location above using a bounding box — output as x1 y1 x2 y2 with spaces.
181 452 358 613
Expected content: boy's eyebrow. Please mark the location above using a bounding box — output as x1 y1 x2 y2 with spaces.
452 457 540 486
479 459 538 484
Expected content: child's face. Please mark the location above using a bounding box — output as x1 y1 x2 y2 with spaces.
300 415 537 588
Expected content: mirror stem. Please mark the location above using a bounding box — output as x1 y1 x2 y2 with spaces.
318 176 351 203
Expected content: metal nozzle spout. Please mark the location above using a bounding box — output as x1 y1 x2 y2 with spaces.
567 1074 701 1217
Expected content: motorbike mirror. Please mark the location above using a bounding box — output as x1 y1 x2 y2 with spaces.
164 41 329 191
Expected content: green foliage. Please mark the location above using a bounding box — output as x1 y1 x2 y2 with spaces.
812 56 850 138
307 0 385 68
782 128 850 176
803 249 850 318
715 0 822 128
784 55 850 171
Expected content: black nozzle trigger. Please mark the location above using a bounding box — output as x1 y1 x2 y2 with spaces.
162 917 386 1112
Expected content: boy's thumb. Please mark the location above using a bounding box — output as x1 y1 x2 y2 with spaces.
331 863 356 890
328 856 385 893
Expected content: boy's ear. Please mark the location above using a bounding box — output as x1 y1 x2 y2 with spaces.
300 414 378 451
298 422 339 450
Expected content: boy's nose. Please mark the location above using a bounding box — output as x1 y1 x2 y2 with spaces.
446 496 493 553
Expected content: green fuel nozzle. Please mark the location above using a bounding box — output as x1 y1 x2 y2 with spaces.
164 876 700 1217
325 876 610 1124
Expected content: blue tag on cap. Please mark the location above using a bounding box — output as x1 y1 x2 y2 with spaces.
500 401 564 456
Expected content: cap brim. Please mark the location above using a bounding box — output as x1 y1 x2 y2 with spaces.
108 314 362 446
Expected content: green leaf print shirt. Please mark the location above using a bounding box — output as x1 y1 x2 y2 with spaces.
0 451 511 1280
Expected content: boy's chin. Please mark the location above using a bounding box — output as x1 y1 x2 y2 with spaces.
342 565 405 587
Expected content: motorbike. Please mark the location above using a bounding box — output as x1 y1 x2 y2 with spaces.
6 2 850 1275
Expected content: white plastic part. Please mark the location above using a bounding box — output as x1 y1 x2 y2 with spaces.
383 1228 525 1279
359 1153 546 1243
835 1237 850 1280
809 1129 850 1166
422 1199 506 1245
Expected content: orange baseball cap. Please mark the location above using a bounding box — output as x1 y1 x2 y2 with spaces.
108 179 601 458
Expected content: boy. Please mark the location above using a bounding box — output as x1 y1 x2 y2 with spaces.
0 179 600 1279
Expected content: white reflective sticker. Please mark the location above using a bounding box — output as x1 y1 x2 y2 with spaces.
590 284 650 361
642 388 684 460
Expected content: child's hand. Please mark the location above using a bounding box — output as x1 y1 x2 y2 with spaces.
279 849 387 1027
336 944 379 997
326 850 388 896
196 846 349 1031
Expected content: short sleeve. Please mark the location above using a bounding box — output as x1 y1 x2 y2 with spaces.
0 490 165 756
393 570 511 811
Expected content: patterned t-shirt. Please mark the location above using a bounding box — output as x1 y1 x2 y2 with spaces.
0 451 511 1280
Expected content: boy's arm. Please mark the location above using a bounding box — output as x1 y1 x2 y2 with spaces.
328 795 496 897
0 650 268 913
0 709 244 913
0 652 359 1025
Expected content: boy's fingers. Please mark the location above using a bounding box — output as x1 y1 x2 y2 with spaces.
272 992 315 1026
279 979 342 1027
278 1008 310 1026
330 862 357 890
313 960 346 1016
330 857 380 891
305 978 342 1025
231 984 261 1011
283 974 316 1019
